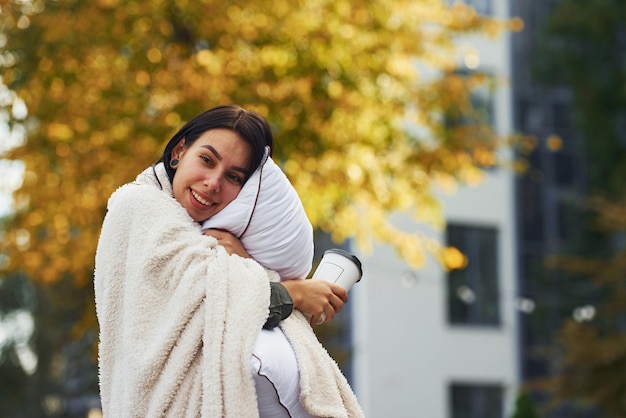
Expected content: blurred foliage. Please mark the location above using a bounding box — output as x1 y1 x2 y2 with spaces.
510 391 541 418
540 198 626 418
0 0 519 415
533 0 626 416
0 0 518 285
534 0 626 198
0 272 99 417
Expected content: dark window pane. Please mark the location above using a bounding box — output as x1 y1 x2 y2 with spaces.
553 151 575 188
447 225 500 326
520 150 544 241
450 383 504 418
552 102 571 135
517 99 545 132
557 197 577 241
451 385 473 418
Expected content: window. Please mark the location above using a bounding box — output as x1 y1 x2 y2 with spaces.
447 224 500 326
520 169 545 242
469 80 495 127
553 151 576 188
557 197 579 241
464 0 492 15
445 69 495 128
443 69 497 169
450 382 504 418
516 99 545 132
552 102 571 135
448 0 493 15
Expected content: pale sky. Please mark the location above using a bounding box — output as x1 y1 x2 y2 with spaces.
0 159 24 217
0 78 27 218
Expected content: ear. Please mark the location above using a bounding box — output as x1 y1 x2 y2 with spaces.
171 138 187 160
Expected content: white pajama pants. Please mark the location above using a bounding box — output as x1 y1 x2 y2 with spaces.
251 327 315 418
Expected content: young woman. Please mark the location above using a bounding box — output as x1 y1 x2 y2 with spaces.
94 105 363 417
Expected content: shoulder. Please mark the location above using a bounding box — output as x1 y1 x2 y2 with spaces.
105 181 192 226
108 182 172 209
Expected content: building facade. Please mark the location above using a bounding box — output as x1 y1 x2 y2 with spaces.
349 1 521 416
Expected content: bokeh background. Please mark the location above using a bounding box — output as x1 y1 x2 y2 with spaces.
0 0 624 417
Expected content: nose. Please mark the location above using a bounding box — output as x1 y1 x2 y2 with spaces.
204 173 221 193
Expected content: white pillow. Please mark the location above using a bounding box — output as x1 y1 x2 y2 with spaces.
202 147 314 279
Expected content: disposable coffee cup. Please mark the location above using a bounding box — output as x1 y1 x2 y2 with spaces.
311 249 363 292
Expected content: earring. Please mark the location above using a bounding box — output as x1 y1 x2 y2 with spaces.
170 159 179 168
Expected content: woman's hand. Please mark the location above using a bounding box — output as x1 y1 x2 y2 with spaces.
204 229 250 259
280 279 348 326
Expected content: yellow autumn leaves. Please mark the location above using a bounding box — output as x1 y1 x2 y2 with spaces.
0 0 517 285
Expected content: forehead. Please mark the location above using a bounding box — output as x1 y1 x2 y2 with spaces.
194 128 244 146
192 129 251 161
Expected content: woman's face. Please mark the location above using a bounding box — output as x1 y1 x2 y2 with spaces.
171 128 252 222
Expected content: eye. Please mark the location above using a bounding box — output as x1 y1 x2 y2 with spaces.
200 154 214 166
227 173 244 185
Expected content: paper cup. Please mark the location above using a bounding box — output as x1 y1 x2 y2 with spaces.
311 249 363 292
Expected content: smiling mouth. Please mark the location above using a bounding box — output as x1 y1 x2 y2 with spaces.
191 189 214 207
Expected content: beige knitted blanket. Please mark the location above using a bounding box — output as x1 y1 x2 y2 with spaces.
94 165 364 417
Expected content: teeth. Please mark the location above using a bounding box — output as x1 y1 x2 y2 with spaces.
191 190 211 206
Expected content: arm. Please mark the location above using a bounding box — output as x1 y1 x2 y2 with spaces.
204 228 348 327
204 228 250 259
281 279 348 326
264 282 293 329
205 229 294 329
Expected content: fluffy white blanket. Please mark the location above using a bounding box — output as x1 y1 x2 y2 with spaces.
94 163 364 417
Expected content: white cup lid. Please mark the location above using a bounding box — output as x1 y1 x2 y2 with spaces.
323 249 363 280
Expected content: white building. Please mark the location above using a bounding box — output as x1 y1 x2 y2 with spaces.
349 1 520 416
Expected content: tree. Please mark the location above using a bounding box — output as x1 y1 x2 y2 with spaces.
544 198 626 418
535 0 626 199
510 391 541 418
0 274 44 418
533 0 626 416
0 0 518 414
0 0 517 285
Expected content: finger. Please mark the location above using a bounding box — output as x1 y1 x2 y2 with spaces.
315 312 326 325
203 229 222 239
329 293 345 313
205 228 231 238
330 285 348 302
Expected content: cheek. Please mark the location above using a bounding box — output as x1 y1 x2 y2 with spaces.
222 184 243 205
172 165 197 191
171 177 184 202
171 167 192 200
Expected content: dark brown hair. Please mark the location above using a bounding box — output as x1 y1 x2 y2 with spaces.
158 105 273 184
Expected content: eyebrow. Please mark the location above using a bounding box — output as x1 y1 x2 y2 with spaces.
201 145 249 176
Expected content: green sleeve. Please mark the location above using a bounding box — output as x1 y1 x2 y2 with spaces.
263 282 294 330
